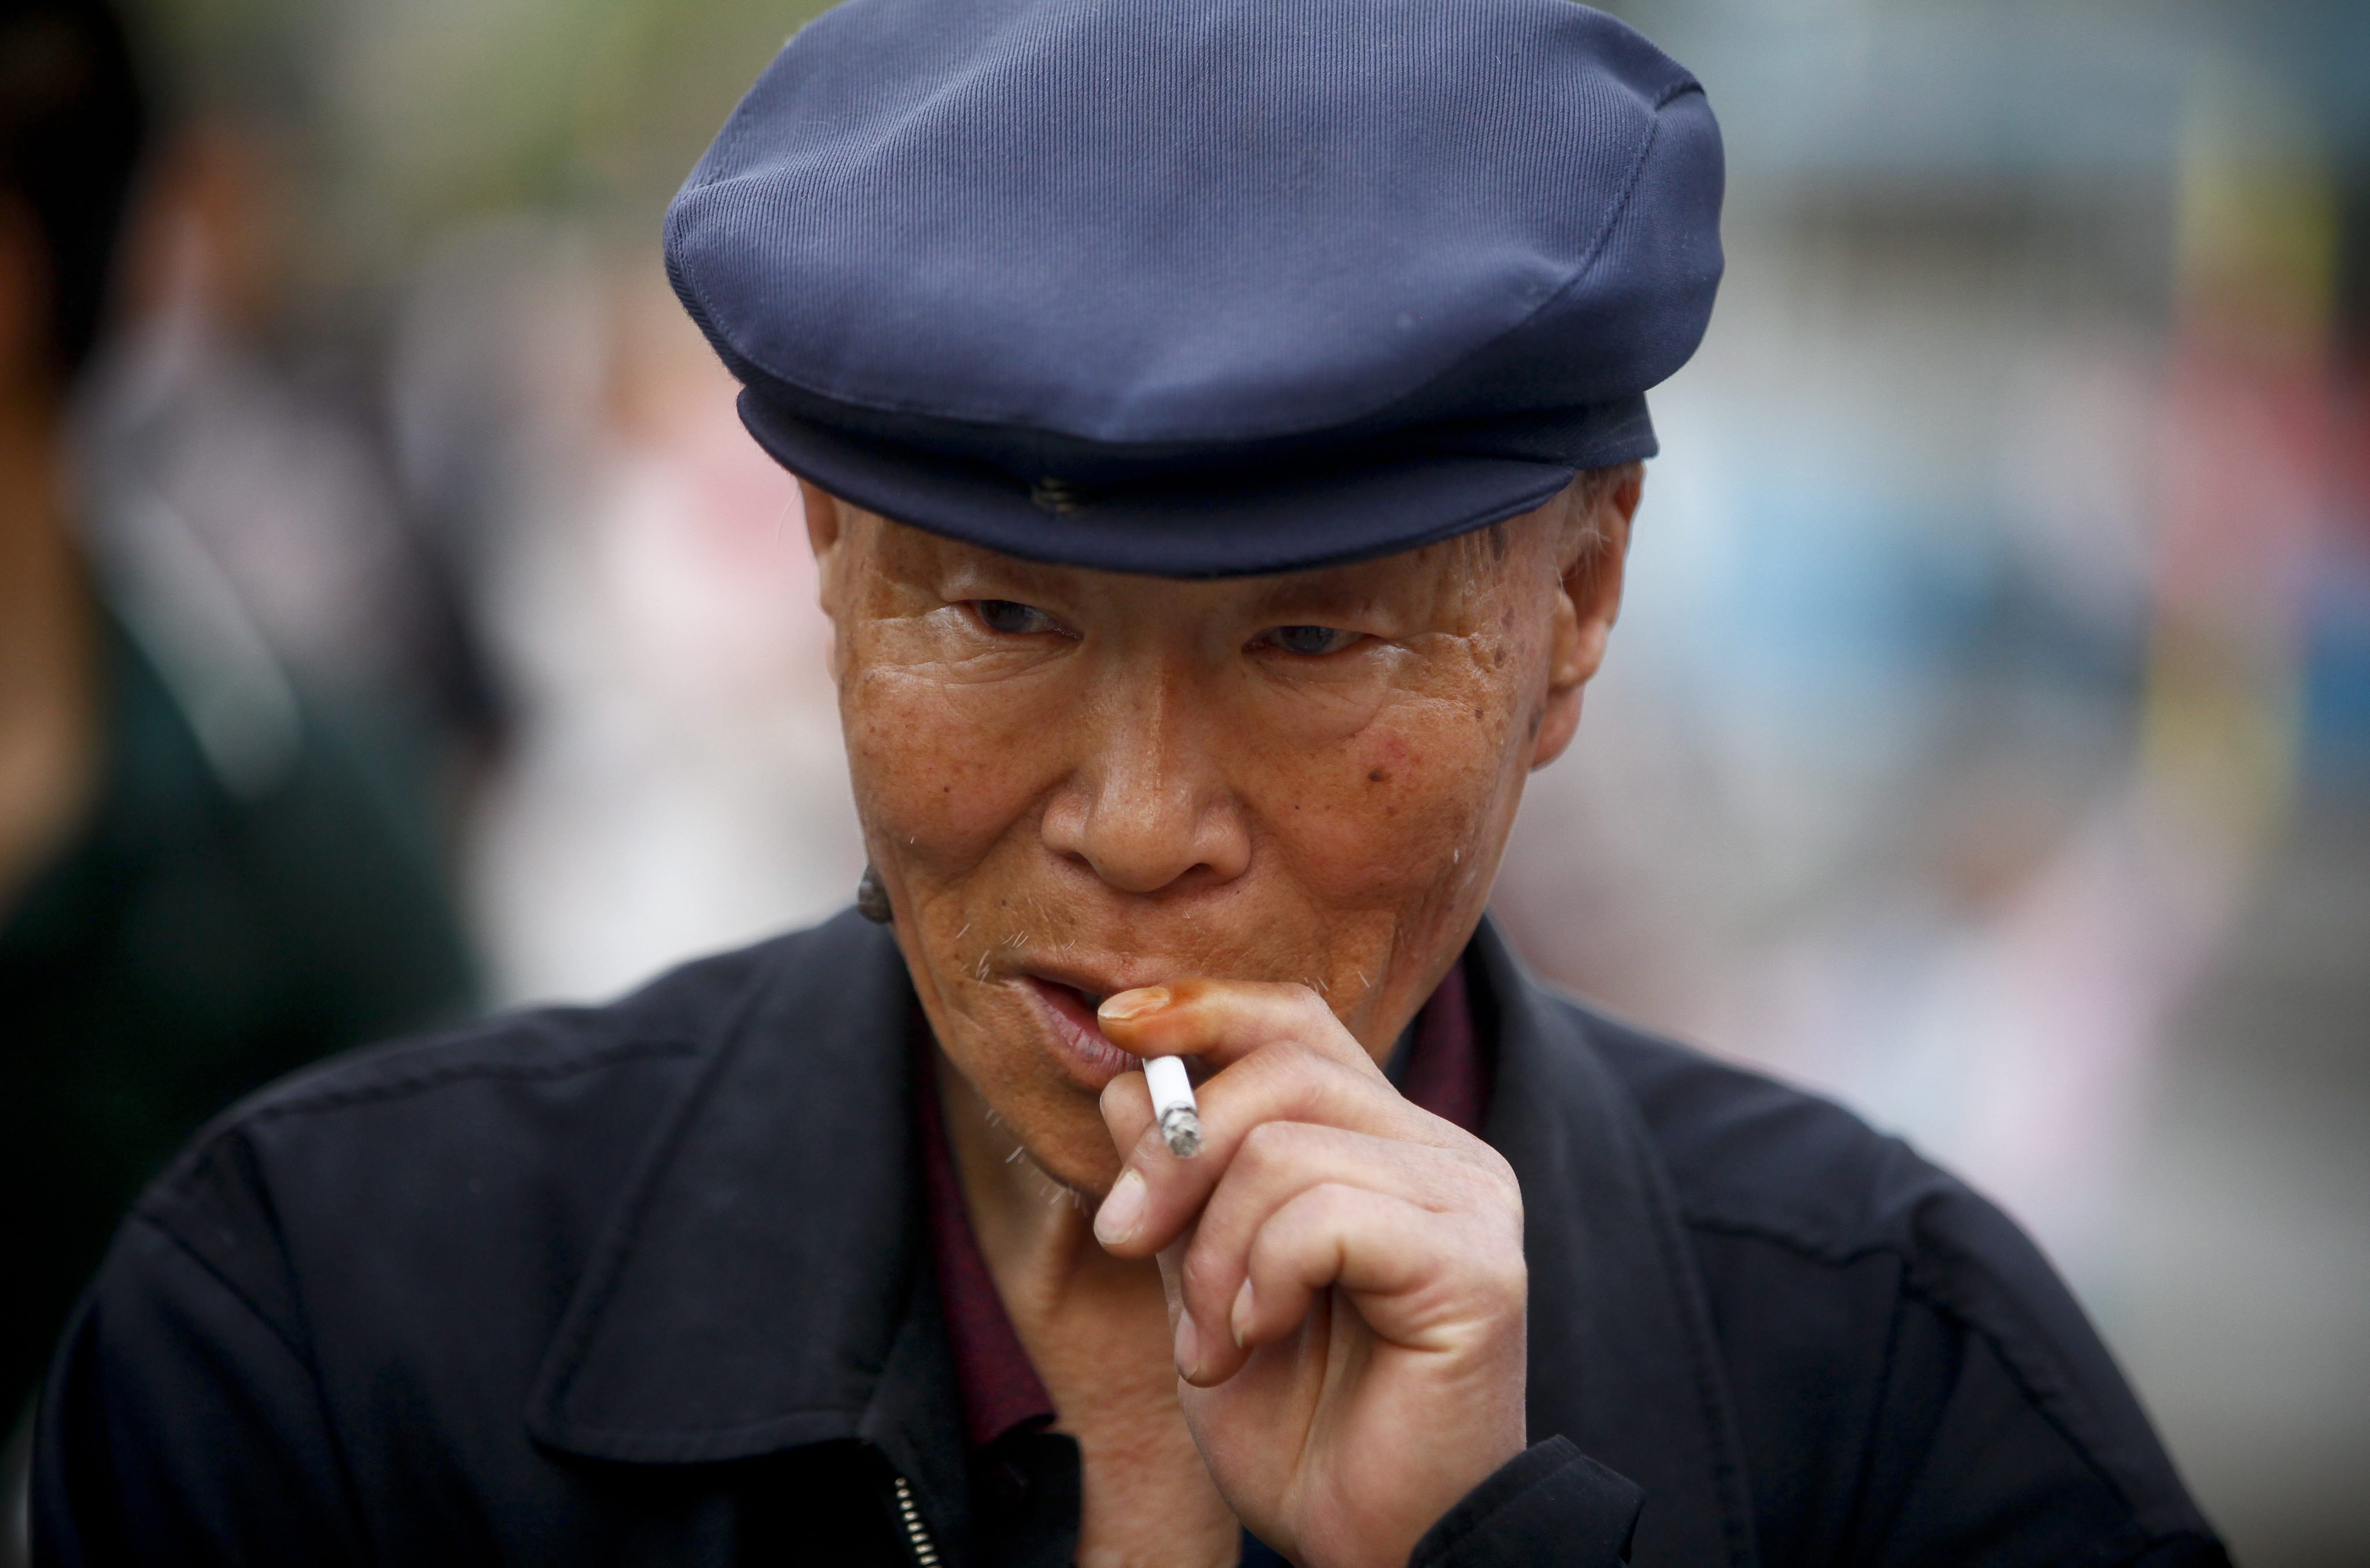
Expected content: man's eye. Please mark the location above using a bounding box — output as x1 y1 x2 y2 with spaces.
1260 625 1362 657
972 599 1058 635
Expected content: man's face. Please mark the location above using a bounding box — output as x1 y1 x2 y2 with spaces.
809 476 1633 1194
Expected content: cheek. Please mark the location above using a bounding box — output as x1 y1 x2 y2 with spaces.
840 661 1058 874
1258 671 1525 916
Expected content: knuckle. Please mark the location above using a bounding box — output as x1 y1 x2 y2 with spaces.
1232 1040 1297 1094
1235 1042 1348 1120
1301 1179 1365 1227
1437 1166 1502 1218
1289 1052 1376 1117
1236 1118 1286 1165
1316 1048 1380 1093
1465 1262 1528 1323
1296 1000 1348 1047
1473 1185 1525 1246
1479 1249 1529 1311
1235 1117 1307 1172
1261 1035 1331 1081
1475 1142 1518 1188
1179 1243 1231 1304
1272 978 1335 1021
1449 1136 1523 1202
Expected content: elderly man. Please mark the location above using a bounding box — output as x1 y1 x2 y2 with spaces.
34 1 2224 1565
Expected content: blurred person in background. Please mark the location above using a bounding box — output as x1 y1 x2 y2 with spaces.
0 0 475 1524
391 233 861 1006
80 110 506 781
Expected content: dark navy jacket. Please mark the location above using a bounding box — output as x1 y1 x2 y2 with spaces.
33 913 2225 1567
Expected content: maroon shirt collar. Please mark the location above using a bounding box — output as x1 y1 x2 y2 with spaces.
914 1030 1060 1449
916 958 1487 1451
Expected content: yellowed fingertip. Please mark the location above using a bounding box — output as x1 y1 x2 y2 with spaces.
1099 986 1172 1022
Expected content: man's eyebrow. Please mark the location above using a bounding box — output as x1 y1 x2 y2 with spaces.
892 532 1074 595
934 559 1081 599
1236 558 1444 621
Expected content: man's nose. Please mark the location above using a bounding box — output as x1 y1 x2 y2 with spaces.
1038 678 1251 895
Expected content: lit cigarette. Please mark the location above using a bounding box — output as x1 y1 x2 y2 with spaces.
1145 1055 1201 1158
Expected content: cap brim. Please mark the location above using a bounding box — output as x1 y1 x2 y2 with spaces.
741 391 1591 579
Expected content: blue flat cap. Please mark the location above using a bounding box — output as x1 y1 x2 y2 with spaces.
668 0 1723 577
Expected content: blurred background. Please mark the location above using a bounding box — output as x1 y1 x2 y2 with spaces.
0 0 2362 1562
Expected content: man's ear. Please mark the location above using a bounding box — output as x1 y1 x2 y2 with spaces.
800 477 847 610
1529 465 1641 770
800 479 857 681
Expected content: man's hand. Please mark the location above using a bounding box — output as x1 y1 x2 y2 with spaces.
1092 980 1528 1568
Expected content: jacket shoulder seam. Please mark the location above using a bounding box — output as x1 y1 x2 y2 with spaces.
1893 1271 2162 1542
1683 1216 2192 1555
233 1035 701 1128
1675 1206 1909 1268
126 1208 315 1370
145 1036 706 1211
122 1206 380 1530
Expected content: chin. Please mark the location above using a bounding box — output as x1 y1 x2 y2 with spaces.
1027 1138 1125 1199
935 1011 1128 1197
998 1074 1129 1195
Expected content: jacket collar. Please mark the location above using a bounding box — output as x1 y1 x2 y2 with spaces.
527 912 1753 1566
525 911 952 1466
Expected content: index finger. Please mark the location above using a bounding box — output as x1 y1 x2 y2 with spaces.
1095 978 1386 1079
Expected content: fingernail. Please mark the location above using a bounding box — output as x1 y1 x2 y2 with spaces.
1230 1279 1254 1348
1174 1309 1202 1379
1098 987 1171 1023
1093 1169 1146 1247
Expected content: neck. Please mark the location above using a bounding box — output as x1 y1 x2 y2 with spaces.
0 378 102 908
931 1048 1146 1311
932 1047 1241 1568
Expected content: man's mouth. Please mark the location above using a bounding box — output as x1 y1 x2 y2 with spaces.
1022 974 1138 1087
1033 977 1107 1029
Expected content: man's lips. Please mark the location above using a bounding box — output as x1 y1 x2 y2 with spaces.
1023 975 1142 1089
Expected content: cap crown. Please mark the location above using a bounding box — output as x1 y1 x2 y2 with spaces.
672 0 1718 453
667 0 1721 575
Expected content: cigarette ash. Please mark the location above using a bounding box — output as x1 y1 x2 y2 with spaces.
1159 1105 1203 1160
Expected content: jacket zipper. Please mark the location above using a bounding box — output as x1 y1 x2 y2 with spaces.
891 1473 942 1568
